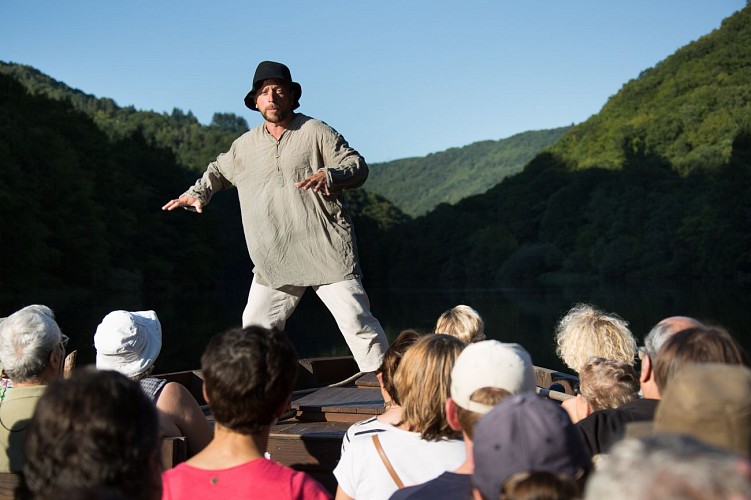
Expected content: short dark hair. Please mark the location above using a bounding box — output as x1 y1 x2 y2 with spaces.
23 369 161 500
654 325 749 393
202 326 298 434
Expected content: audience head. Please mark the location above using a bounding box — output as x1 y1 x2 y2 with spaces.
643 316 703 360
94 310 162 379
579 357 639 413
472 394 590 500
554 303 636 373
377 329 422 407
584 434 751 500
23 369 161 500
653 324 748 394
449 340 535 439
0 304 66 383
654 363 751 456
201 326 298 434
435 305 485 344
394 333 465 441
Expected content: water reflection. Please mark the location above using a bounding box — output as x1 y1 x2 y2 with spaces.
1 281 748 376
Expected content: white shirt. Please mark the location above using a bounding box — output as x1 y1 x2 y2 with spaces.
334 426 465 500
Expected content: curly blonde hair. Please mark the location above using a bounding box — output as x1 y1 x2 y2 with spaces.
554 303 636 373
435 305 485 344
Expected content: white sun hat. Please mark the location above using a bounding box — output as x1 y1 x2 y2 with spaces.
94 310 162 378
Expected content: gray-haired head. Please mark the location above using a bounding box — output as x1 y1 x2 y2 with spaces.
0 305 63 383
643 316 703 359
584 434 751 500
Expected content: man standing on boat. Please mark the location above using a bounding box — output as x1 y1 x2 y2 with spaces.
163 61 388 372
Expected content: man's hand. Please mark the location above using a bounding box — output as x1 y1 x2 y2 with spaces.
294 171 330 195
162 195 204 213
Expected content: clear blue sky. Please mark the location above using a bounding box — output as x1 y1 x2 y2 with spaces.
1 1 746 162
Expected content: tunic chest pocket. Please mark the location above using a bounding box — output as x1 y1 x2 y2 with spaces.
285 150 316 183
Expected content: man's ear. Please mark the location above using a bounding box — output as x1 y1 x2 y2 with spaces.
445 398 462 431
202 382 210 405
640 355 653 384
49 347 63 373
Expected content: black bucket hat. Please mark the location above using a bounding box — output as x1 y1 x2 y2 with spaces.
244 61 302 111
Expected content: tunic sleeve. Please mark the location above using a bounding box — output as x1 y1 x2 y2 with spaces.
182 145 237 209
321 126 369 192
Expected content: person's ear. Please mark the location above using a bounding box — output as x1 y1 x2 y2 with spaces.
445 398 462 431
49 346 63 373
202 382 210 405
640 355 653 384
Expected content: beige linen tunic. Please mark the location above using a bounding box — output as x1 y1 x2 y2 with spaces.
185 114 367 289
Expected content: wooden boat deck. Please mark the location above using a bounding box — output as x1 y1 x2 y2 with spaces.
269 380 385 491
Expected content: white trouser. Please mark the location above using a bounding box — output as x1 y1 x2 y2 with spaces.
241 276 388 372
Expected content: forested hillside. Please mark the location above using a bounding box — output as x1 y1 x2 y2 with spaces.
365 5 751 288
0 61 241 172
550 5 751 172
367 127 569 217
0 72 236 295
370 140 751 288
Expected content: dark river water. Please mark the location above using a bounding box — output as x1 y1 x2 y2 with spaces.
2 280 749 376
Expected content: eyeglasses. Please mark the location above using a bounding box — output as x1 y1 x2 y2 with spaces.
60 334 69 350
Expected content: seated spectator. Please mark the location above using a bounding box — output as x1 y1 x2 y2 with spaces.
554 303 636 374
641 316 703 358
335 334 466 500
471 394 591 500
584 434 751 499
341 329 421 455
653 363 751 456
434 305 485 344
562 357 639 424
636 315 703 397
161 326 330 500
95 310 212 457
653 324 748 396
22 369 162 500
390 340 536 500
0 304 66 472
577 318 742 458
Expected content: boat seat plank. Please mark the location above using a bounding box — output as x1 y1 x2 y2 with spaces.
293 387 383 414
354 372 379 388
